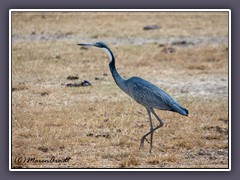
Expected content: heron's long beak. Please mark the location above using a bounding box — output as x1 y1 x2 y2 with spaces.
77 43 94 47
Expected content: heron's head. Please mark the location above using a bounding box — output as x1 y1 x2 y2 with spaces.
77 41 108 49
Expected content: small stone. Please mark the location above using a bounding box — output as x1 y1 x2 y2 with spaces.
198 149 206 155
40 92 48 96
67 75 79 80
65 80 91 87
81 80 91 86
143 25 161 30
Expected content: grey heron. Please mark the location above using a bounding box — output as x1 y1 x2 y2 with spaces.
77 41 188 152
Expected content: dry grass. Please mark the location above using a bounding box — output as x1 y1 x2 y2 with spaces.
11 11 229 169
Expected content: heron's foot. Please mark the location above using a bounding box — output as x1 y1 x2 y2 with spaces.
139 136 150 149
149 145 152 153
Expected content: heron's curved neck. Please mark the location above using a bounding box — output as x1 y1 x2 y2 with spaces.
103 47 127 93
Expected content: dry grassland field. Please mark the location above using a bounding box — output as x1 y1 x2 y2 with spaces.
11 11 229 169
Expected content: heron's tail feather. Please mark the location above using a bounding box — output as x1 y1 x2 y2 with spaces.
172 103 189 116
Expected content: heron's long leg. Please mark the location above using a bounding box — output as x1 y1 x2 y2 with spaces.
140 125 162 151
151 109 164 127
140 108 164 152
140 108 154 152
149 109 154 153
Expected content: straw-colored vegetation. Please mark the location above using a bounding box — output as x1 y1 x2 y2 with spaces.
11 11 229 169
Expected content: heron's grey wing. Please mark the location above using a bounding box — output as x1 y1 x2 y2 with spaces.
125 77 188 116
125 77 173 110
